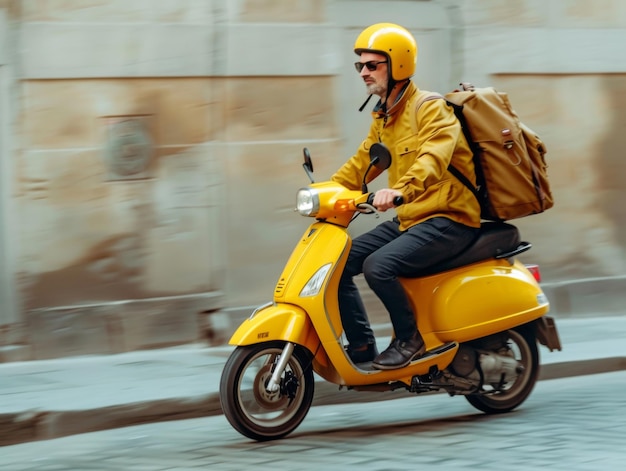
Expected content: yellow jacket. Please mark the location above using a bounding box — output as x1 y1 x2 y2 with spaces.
332 81 481 231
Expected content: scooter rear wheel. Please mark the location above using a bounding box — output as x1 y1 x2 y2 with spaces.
465 326 539 414
219 341 315 441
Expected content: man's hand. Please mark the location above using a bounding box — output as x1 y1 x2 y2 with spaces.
372 188 403 212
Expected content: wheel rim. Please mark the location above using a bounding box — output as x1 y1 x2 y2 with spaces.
481 329 533 400
236 347 308 428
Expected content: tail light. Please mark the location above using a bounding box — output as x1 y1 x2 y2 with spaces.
525 264 541 282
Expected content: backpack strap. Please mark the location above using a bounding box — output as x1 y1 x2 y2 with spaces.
411 91 480 199
445 101 484 202
448 163 480 199
410 91 444 134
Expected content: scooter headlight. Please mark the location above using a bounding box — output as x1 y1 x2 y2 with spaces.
296 188 320 216
300 263 332 297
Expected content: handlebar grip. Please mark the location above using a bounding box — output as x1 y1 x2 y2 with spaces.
367 193 404 206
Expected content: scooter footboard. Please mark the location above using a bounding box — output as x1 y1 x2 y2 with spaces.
228 303 321 355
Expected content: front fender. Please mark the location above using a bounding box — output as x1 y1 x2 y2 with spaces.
228 304 320 354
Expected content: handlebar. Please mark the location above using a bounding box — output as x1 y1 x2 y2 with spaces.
366 193 404 207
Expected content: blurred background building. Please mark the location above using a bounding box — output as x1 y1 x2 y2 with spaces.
0 0 624 361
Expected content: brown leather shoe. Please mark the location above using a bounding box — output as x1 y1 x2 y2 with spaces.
372 333 425 370
346 342 379 364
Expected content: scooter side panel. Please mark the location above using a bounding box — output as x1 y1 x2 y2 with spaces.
404 259 550 343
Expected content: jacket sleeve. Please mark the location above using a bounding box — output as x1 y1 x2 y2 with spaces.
331 121 383 191
392 98 462 201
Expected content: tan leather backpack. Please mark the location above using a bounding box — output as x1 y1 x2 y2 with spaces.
413 83 554 221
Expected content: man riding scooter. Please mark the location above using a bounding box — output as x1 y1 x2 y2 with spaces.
219 21 560 443
332 23 481 370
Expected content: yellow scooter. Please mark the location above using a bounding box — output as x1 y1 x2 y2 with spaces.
219 144 561 441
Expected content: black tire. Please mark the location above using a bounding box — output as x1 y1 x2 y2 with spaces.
465 326 539 414
219 342 315 441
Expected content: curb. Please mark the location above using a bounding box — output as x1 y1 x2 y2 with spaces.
540 276 626 318
2 354 625 447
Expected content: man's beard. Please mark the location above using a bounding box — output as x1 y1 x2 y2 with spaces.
366 81 386 97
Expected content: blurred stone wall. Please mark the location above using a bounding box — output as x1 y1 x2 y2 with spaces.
0 0 348 360
0 0 625 360
450 0 626 282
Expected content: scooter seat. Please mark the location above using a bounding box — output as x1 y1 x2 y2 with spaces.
410 222 523 277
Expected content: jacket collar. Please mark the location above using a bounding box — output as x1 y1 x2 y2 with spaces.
372 80 416 118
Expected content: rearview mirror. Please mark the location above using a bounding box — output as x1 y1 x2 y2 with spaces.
303 147 313 173
369 143 391 170
302 147 314 183
361 142 392 194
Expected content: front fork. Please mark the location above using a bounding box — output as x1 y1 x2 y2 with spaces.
266 342 296 392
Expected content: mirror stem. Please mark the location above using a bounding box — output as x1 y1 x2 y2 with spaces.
361 160 377 193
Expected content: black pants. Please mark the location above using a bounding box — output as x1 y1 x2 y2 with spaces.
338 217 479 346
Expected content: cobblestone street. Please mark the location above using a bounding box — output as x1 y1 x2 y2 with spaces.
2 371 625 471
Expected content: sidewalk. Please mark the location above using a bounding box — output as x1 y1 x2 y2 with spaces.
1 315 625 447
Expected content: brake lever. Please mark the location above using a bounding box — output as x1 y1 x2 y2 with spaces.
355 202 378 217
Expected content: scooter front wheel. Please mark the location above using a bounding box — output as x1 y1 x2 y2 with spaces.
219 341 315 441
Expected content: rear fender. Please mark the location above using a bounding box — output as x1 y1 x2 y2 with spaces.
228 304 320 355
533 316 562 352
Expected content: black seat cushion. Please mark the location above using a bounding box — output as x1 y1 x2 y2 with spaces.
410 222 521 277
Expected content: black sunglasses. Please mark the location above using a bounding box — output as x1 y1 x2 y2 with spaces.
354 60 388 73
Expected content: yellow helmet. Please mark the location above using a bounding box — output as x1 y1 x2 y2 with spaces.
354 23 417 81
